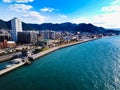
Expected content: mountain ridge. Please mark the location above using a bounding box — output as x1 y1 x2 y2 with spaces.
0 19 120 34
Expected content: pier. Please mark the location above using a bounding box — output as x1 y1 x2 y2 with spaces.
0 62 25 76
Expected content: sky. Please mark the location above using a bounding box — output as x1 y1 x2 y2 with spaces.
0 0 120 28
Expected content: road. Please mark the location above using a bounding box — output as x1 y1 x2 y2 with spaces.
0 52 21 62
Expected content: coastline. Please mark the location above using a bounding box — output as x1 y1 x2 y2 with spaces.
29 38 98 60
0 37 106 76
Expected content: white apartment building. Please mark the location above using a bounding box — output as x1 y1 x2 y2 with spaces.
11 17 22 42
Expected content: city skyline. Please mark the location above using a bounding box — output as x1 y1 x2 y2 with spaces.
0 0 120 28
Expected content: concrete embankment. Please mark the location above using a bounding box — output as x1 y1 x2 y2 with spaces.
29 47 59 60
0 62 25 76
59 38 97 49
29 38 96 60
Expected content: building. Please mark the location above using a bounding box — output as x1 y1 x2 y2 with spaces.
18 31 38 44
11 17 22 42
37 33 44 42
44 30 50 39
43 30 56 39
0 40 16 49
50 31 56 39
7 41 16 48
39 40 54 48
0 30 11 42
0 30 15 49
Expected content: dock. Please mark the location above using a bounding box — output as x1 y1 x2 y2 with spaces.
0 59 26 76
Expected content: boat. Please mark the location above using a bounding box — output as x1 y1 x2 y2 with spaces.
10 58 25 64
5 64 15 68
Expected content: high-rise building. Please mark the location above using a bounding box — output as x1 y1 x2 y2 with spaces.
11 17 22 42
18 31 38 44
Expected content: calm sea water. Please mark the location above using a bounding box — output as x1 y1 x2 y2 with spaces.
0 36 120 90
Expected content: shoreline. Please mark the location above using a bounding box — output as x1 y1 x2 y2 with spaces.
0 37 106 76
29 38 99 60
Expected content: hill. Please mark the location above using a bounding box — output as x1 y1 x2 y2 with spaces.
0 19 120 34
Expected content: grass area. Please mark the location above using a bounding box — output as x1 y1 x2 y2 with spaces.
34 47 50 54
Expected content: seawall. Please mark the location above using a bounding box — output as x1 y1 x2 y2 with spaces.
29 38 97 60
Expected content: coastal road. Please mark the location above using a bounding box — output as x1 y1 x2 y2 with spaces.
0 52 21 62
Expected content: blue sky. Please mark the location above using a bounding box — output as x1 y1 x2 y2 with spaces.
0 0 120 28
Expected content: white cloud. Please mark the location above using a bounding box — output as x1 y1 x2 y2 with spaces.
9 4 32 12
102 5 120 12
89 0 120 28
22 11 46 23
3 0 34 3
111 0 120 5
71 12 120 28
3 0 12 3
58 15 67 19
40 7 55 12
79 0 120 28
15 0 33 3
92 12 120 28
9 3 46 24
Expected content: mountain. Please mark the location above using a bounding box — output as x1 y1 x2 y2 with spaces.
74 23 106 33
0 19 120 34
0 19 8 29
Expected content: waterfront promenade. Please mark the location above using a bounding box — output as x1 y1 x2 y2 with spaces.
29 38 96 60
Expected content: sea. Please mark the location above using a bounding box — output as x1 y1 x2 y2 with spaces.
0 36 120 90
